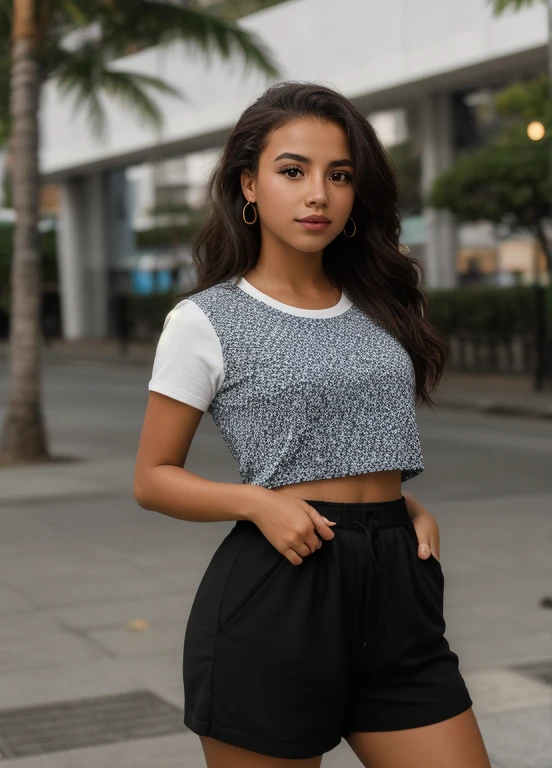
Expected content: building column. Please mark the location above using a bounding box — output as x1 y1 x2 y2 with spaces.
57 178 87 340
106 169 136 276
57 169 134 339
84 173 109 337
420 93 459 290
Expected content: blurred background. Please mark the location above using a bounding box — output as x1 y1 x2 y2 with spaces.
0 1 550 767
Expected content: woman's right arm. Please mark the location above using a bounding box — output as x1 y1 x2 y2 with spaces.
133 390 336 564
134 300 257 522
133 390 258 523
135 300 336 561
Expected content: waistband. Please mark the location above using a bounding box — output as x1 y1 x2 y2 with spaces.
304 495 410 529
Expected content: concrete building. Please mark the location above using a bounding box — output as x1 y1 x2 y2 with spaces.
39 0 549 339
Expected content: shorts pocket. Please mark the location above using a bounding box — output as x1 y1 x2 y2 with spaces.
217 525 287 635
405 520 444 583
427 551 443 572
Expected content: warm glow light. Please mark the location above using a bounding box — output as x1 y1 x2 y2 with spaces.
126 618 150 631
527 121 545 141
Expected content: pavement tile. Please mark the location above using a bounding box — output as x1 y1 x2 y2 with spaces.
477 706 552 768
0 630 108 675
454 629 552 671
0 655 183 710
3 570 184 608
462 668 552 715
52 593 195 631
0 733 199 768
0 584 36 613
0 611 64 642
87 620 187 658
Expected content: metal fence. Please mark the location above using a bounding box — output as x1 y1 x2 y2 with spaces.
447 333 552 377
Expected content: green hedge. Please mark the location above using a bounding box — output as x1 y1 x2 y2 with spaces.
426 284 551 337
128 291 180 335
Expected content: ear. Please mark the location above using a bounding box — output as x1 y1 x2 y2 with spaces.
240 168 256 202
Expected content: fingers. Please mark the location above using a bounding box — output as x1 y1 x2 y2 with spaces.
322 515 338 530
418 537 440 561
291 531 322 557
284 548 304 566
411 518 440 562
305 505 337 541
284 506 338 565
418 542 431 559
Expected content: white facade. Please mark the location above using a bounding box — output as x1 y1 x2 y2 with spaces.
39 0 548 338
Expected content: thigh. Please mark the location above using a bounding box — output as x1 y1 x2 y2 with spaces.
200 735 324 768
345 707 492 768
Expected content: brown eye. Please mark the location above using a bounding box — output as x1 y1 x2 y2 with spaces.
279 167 303 178
331 172 352 182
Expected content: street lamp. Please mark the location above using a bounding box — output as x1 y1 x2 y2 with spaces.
526 121 545 140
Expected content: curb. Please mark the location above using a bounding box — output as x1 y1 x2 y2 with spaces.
39 351 155 367
433 398 552 420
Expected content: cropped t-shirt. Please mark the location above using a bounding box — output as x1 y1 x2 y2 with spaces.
148 276 424 489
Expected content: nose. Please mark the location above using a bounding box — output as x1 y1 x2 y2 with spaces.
305 175 328 207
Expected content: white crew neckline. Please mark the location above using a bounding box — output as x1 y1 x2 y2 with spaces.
234 276 353 318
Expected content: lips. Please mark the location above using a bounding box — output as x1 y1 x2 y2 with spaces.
297 219 331 231
297 216 331 223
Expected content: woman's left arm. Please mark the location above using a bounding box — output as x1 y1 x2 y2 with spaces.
402 491 441 563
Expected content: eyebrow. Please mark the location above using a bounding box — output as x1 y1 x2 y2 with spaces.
273 152 353 168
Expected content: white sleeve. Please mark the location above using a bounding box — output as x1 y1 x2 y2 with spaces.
148 299 225 412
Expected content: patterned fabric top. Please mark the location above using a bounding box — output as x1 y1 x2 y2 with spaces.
148 276 424 489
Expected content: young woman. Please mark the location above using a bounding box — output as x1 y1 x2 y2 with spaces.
134 81 492 768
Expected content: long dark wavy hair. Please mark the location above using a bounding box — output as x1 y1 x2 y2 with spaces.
172 80 447 408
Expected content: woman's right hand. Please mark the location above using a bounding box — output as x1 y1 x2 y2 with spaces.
244 487 337 565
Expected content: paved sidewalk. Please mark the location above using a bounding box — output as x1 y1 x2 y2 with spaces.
432 370 552 420
0 452 550 767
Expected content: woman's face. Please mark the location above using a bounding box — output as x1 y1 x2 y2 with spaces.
241 118 356 254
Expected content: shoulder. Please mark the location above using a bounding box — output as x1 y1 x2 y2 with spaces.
149 296 226 412
159 298 224 364
180 280 235 313
162 278 236 331
161 296 216 335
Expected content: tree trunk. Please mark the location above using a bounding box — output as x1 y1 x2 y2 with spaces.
0 0 49 465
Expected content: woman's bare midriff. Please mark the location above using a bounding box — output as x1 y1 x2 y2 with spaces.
270 469 402 504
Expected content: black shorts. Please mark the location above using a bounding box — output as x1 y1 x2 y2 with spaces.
183 495 473 760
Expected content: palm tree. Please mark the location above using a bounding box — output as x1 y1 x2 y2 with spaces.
489 0 540 10
0 0 281 467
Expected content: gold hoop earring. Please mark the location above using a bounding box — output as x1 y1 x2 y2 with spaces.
242 201 258 225
343 216 356 238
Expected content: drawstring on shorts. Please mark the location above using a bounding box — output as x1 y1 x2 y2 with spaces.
332 517 382 650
